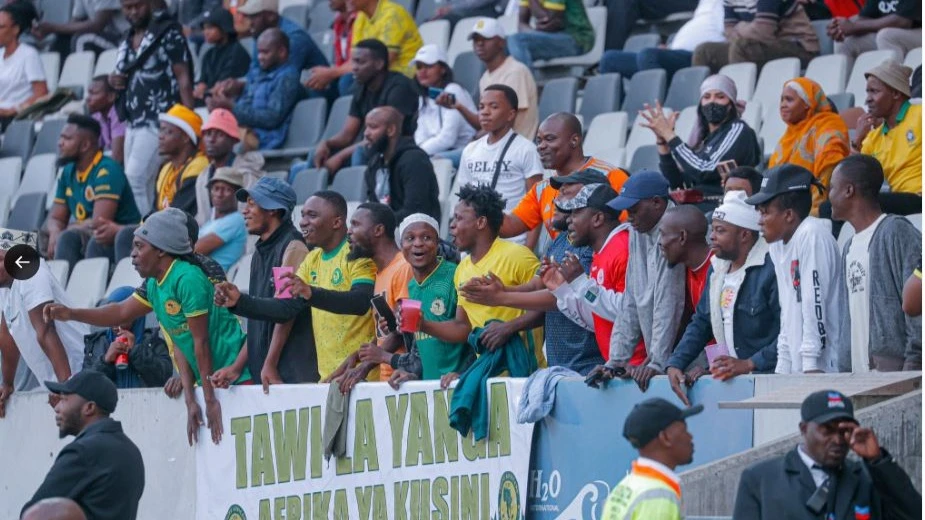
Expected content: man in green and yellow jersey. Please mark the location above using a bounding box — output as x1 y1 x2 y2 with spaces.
44 208 249 446
216 191 378 382
47 114 141 271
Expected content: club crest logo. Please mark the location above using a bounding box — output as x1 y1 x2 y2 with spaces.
331 267 344 285
164 299 181 316
224 505 247 520
430 297 446 316
497 471 522 520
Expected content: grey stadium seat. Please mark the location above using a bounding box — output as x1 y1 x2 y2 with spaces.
629 144 661 173
329 166 368 202
261 98 328 161
623 33 660 53
323 95 353 141
307 2 336 32
7 192 46 231
0 120 35 161
664 66 709 111
539 77 579 123
453 51 485 101
32 119 67 157
621 68 667 117
292 168 329 202
579 73 622 130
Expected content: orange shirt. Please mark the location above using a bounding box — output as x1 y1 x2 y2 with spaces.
511 157 628 237
373 252 414 381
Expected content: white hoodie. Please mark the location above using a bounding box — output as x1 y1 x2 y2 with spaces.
769 216 849 373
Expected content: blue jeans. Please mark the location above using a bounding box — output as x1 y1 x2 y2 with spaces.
434 147 464 169
600 48 693 82
505 31 582 73
637 48 692 82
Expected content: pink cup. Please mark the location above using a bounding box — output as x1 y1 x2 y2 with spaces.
705 343 730 366
272 266 294 298
399 299 423 333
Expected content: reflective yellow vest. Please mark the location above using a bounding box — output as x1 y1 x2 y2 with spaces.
601 460 682 520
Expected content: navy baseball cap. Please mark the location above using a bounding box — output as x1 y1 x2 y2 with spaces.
46 370 118 414
745 164 815 206
549 169 608 189
623 398 703 449
236 176 297 215
801 390 857 425
606 170 670 211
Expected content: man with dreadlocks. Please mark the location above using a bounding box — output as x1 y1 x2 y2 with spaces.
44 208 249 446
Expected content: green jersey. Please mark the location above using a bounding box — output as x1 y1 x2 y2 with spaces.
408 260 474 379
134 259 249 384
54 152 141 224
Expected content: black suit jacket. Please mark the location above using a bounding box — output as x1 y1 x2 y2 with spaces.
22 418 145 520
733 446 921 520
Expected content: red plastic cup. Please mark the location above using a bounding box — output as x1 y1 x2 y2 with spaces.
115 336 130 370
273 266 294 298
399 299 423 333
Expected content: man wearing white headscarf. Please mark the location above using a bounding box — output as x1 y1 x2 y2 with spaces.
665 191 779 405
639 74 761 205
357 213 475 389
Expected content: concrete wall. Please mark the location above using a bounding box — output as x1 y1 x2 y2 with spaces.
680 390 923 517
0 389 196 520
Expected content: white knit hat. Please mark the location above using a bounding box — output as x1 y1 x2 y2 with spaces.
713 190 760 231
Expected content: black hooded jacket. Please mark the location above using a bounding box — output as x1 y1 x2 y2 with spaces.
364 137 441 223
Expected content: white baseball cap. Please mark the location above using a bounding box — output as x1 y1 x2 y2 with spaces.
413 44 449 66
238 0 279 15
468 17 506 40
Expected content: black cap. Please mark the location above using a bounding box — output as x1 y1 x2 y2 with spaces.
45 370 118 414
201 8 236 35
549 169 608 189
745 164 815 206
623 398 703 449
801 390 857 425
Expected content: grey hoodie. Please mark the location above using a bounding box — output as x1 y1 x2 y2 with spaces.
606 203 687 372
842 214 922 369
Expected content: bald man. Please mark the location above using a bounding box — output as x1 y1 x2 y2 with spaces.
209 28 302 150
658 205 714 313
362 106 441 222
22 498 87 520
502 113 629 242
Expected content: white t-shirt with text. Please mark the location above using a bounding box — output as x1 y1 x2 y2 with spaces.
845 214 886 373
457 129 543 212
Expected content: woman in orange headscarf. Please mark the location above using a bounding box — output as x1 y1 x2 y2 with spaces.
769 78 850 214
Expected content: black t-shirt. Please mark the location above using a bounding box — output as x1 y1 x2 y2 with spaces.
200 40 251 88
860 0 921 25
349 72 419 136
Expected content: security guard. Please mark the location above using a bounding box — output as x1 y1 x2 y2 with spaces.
601 398 701 520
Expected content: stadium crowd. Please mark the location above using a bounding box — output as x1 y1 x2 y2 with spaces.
0 0 922 515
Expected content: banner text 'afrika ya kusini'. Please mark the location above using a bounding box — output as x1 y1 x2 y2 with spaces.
196 379 534 520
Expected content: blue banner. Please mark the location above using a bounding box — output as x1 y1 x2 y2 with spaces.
527 376 755 518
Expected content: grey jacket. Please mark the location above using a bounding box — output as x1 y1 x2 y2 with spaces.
607 205 687 372
842 215 922 368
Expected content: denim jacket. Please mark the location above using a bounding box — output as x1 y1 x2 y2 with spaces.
667 237 779 372
234 64 303 150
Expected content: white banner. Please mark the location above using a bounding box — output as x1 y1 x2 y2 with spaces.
195 379 533 520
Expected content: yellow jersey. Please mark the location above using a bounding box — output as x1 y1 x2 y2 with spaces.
295 238 377 379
